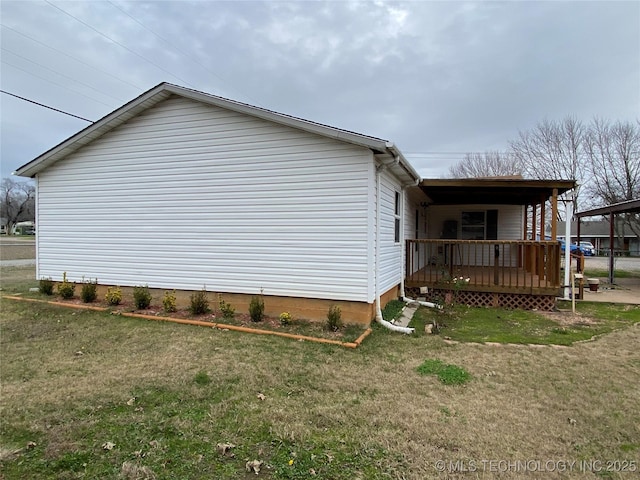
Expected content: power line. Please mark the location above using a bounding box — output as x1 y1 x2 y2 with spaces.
44 0 196 88
106 0 263 107
1 90 94 122
1 59 115 108
1 47 128 104
0 23 145 91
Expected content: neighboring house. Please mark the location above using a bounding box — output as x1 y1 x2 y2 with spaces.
15 83 575 320
558 220 640 256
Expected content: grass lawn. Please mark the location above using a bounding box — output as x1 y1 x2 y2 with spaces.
1 266 640 479
410 303 640 345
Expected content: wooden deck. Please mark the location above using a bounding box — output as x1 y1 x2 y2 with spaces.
405 239 562 296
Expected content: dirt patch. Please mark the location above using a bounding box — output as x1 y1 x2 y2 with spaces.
539 310 601 327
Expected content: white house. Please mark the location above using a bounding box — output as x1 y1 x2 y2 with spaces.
15 83 422 323
16 83 576 320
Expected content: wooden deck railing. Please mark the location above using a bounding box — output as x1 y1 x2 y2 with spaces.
405 239 561 293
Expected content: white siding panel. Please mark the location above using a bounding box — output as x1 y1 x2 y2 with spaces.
426 204 524 266
37 96 373 301
378 169 403 294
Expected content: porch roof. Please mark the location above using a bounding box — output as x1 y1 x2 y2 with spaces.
419 178 576 205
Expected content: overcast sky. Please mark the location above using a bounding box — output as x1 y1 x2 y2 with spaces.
1 0 639 180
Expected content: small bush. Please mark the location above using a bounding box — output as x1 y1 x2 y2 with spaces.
57 272 75 299
80 279 98 303
105 286 122 306
133 285 152 310
39 277 54 295
218 294 235 319
416 359 471 385
279 312 292 326
249 295 264 322
163 290 177 313
189 288 210 315
326 305 342 332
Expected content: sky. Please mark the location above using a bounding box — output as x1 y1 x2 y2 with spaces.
1 0 639 180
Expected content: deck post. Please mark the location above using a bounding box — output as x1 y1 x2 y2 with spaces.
539 197 545 240
551 188 558 240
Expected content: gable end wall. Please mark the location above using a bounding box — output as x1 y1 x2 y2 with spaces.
36 96 373 302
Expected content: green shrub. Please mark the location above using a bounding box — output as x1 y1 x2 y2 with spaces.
279 311 292 326
189 288 210 315
105 286 122 306
57 272 75 299
249 295 264 322
39 277 54 295
326 305 342 331
133 285 152 310
218 293 235 319
163 290 177 313
80 279 98 303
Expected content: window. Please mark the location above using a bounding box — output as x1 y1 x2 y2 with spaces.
394 191 400 243
461 210 498 240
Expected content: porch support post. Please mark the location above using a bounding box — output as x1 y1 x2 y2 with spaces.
523 204 528 239
539 196 546 240
551 188 558 241
609 212 615 284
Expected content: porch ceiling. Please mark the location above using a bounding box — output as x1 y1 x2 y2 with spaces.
419 178 576 205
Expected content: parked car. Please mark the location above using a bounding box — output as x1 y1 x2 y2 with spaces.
560 240 582 255
578 241 595 256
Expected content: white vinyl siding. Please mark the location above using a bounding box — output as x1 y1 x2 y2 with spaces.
404 187 422 275
426 204 524 266
36 95 373 302
378 169 403 294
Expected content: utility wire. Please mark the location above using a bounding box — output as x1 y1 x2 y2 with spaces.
106 0 264 107
1 59 115 108
0 23 145 91
1 47 128 104
44 0 196 88
1 90 94 122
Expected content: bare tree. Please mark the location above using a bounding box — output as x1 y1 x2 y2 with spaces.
510 116 586 212
448 151 523 178
584 118 640 241
1 178 35 235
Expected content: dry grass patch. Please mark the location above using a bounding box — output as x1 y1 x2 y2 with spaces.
1 299 639 479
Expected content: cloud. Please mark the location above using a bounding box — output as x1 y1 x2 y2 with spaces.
1 0 638 179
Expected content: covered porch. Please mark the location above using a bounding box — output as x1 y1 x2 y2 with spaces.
405 178 576 309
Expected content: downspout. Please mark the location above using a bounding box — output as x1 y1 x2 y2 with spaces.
398 180 439 309
375 161 414 334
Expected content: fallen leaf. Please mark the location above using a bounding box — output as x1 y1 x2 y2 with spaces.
126 397 136 406
246 459 263 474
102 441 115 451
216 443 235 455
74 351 84 356
256 393 266 401
26 441 37 449
568 418 577 425
309 468 317 475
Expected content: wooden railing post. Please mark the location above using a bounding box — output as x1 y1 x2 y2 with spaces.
493 244 499 285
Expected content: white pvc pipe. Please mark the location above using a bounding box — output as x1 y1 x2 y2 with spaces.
563 196 573 300
401 296 441 309
374 161 414 335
